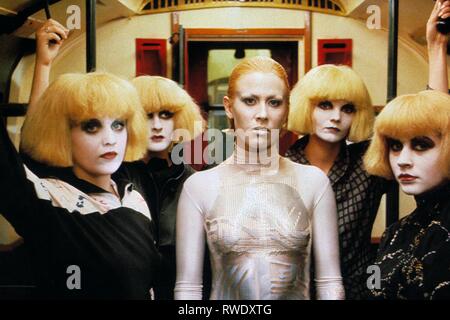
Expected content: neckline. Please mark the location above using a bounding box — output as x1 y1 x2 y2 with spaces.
225 144 281 175
414 181 450 209
289 134 350 183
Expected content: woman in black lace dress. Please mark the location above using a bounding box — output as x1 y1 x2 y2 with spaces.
364 90 450 299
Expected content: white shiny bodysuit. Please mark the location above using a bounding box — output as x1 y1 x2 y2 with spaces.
175 154 344 300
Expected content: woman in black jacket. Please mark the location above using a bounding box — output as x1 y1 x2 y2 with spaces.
0 72 161 299
26 20 206 299
123 76 205 299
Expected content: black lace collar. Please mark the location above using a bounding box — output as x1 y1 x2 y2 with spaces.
414 181 450 211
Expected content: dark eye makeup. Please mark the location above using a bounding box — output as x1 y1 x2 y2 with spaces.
411 136 435 151
148 111 175 119
387 138 403 152
159 110 175 119
341 103 356 114
79 119 125 133
317 100 333 109
387 136 436 153
80 119 102 133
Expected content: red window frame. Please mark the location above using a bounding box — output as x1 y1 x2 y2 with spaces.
318 39 352 66
135 39 167 77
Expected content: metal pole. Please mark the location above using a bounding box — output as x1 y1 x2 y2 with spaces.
178 25 185 88
44 0 51 19
86 0 96 72
386 0 399 227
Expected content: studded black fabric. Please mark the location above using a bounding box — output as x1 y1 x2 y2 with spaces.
370 183 450 299
286 135 391 299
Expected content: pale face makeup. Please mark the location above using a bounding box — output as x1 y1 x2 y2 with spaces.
147 111 175 154
388 135 446 195
71 117 127 187
224 71 288 153
312 100 356 144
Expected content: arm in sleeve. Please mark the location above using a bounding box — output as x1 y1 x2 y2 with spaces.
426 0 449 93
174 179 206 300
0 118 48 238
312 179 345 300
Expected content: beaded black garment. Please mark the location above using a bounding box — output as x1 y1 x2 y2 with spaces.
370 182 450 299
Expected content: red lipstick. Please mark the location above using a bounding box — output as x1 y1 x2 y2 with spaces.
398 174 417 182
100 152 117 160
151 135 165 142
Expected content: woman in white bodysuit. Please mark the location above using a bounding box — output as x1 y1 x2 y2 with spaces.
174 56 344 300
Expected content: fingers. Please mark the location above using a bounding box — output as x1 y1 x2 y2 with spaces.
429 1 442 24
44 25 68 41
429 1 450 27
46 32 64 45
35 19 70 64
37 19 69 42
438 1 450 19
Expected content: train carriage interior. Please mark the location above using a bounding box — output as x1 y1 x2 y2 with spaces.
0 0 449 299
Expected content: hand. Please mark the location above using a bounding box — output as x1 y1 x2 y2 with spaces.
427 0 450 50
35 19 69 66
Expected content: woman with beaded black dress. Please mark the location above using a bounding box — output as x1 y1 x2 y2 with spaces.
362 0 450 299
363 90 450 299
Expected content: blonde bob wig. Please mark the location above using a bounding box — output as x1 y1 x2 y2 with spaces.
132 76 205 141
21 72 148 167
288 64 374 142
364 90 450 180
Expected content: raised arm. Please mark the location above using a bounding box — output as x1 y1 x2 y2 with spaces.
174 178 206 300
28 19 68 115
427 0 449 93
0 115 51 239
312 178 345 300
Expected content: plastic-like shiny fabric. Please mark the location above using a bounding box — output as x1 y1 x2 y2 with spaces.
206 166 311 299
175 154 344 300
